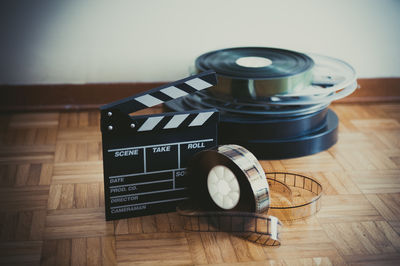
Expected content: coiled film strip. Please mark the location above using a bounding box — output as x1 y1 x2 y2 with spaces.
267 172 322 222
177 144 322 246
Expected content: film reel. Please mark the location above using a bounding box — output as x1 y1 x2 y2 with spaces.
195 47 357 103
260 81 357 106
196 47 315 98
178 144 322 246
165 98 329 140
276 53 357 98
181 90 330 117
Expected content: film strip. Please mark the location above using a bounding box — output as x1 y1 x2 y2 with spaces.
267 172 322 221
177 145 322 246
178 208 282 246
100 71 219 220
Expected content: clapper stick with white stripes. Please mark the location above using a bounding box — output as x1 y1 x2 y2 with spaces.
135 110 216 132
100 70 217 115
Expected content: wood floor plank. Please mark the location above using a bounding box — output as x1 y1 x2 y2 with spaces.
349 170 400 194
0 186 49 211
86 237 102 266
215 232 238 263
127 217 142 234
87 183 101 208
52 161 103 183
313 171 362 195
47 184 62 210
44 208 114 239
155 213 171 232
141 215 157 233
366 193 400 222
322 221 400 256
102 236 116 266
71 238 87 266
185 232 208 265
0 154 54 164
56 239 71 266
15 164 30 186
200 232 224 264
0 240 42 266
0 212 18 241
9 113 59 129
27 163 42 186
59 183 74 209
30 210 47 241
15 211 33 241
343 253 400 266
114 219 129 235
280 151 343 172
316 194 383 223
168 212 184 232
78 112 89 128
263 242 344 262
229 234 253 263
40 240 57 266
0 164 17 187
116 233 190 265
57 127 101 143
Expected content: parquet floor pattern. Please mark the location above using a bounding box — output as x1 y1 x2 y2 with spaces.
0 103 399 265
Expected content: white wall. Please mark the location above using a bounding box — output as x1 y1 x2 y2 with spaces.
0 0 399 84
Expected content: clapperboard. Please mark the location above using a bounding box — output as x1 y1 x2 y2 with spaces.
100 70 219 220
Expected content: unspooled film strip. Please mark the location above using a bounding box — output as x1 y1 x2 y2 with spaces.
177 145 322 246
178 208 282 246
100 70 219 220
267 172 322 221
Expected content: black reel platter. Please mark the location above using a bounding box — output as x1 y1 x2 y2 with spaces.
165 95 329 141
165 95 337 159
166 47 356 159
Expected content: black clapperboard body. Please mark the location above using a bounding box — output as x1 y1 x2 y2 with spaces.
100 71 219 220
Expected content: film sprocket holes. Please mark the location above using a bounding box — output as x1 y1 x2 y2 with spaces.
100 71 219 220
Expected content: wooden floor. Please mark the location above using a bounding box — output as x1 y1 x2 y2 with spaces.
0 103 400 265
